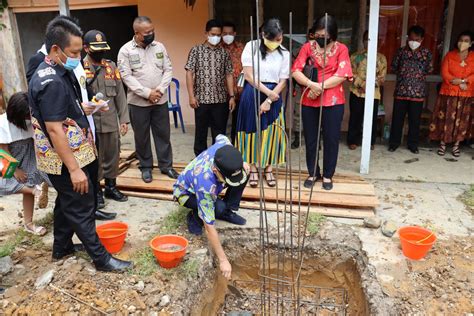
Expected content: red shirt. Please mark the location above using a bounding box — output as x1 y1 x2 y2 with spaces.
291 41 353 107
440 50 474 97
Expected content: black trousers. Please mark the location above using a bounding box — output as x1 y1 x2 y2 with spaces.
389 99 424 148
129 103 172 172
347 93 379 146
183 180 247 223
302 104 344 179
48 162 110 266
194 103 229 156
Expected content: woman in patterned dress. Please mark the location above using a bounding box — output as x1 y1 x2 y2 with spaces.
235 19 290 188
430 30 474 157
0 92 49 235
292 15 353 191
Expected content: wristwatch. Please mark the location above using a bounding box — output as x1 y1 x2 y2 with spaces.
461 79 466 84
265 98 272 104
229 95 235 99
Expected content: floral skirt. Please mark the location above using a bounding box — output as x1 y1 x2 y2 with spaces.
429 95 473 143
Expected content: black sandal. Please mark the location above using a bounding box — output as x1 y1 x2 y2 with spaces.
249 171 259 188
264 171 276 187
437 143 446 156
452 145 460 157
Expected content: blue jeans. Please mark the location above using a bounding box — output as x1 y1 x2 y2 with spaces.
183 180 247 224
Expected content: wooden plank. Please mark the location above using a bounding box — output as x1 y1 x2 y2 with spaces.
118 168 376 196
120 150 136 160
115 176 378 209
239 201 375 219
171 162 366 182
119 190 374 219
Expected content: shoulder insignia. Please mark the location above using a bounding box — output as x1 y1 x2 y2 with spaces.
156 52 164 59
115 68 121 80
37 67 56 78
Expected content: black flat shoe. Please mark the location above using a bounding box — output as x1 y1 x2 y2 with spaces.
95 210 117 221
161 168 179 179
303 175 322 189
95 257 133 272
388 146 398 152
322 179 333 191
142 169 153 183
52 244 86 260
408 147 419 154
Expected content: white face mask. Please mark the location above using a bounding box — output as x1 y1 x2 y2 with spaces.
208 35 221 46
223 35 235 45
408 40 421 51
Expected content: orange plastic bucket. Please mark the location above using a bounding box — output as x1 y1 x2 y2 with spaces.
398 226 436 260
150 235 188 269
96 222 128 254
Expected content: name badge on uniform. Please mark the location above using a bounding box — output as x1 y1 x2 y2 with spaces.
130 54 141 65
156 52 164 59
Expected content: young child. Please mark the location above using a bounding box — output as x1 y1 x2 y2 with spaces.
0 92 49 235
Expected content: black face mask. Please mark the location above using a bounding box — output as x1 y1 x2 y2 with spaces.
143 33 155 46
89 51 105 62
316 37 331 48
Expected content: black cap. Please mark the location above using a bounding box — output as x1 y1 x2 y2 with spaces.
84 30 111 51
214 145 247 187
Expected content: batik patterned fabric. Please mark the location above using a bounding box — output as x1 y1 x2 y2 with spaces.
429 50 474 143
350 50 387 100
184 44 233 104
173 134 231 224
392 46 433 101
222 41 245 96
32 117 97 175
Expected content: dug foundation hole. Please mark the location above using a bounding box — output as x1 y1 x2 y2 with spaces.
196 231 373 315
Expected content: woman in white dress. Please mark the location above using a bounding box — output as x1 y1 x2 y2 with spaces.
0 92 49 235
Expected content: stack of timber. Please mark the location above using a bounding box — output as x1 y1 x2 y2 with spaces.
112 154 379 219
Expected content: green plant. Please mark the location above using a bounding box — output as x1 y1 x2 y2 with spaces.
158 206 188 235
130 248 157 277
0 228 46 257
0 233 23 257
178 258 199 279
35 211 54 229
306 213 326 235
459 184 474 214
0 0 8 29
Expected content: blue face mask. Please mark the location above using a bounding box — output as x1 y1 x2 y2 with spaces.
60 50 81 71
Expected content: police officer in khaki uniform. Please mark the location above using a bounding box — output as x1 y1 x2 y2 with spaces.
118 16 178 183
83 30 129 205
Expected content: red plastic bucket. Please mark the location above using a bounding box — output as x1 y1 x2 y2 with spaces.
398 226 436 260
150 235 188 269
96 222 128 254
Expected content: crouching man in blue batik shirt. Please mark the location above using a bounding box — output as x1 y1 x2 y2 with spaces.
173 134 249 279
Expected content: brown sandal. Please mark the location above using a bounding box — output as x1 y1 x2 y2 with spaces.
437 143 446 156
452 145 460 157
248 171 259 188
264 171 276 187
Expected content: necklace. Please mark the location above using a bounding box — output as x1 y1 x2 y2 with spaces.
460 52 468 67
